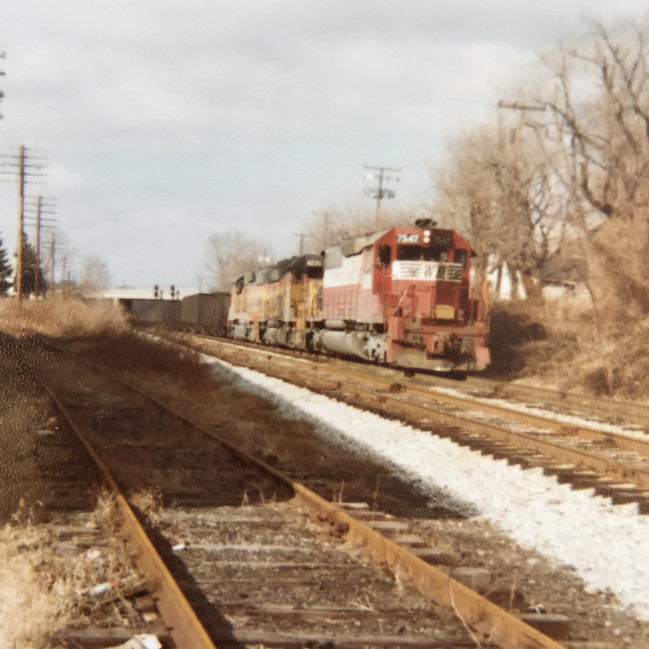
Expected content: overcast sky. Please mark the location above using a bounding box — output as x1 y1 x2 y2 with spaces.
0 1 646 290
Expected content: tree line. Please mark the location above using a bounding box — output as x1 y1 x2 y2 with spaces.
0 229 113 298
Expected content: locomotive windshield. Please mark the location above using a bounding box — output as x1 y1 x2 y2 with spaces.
423 247 450 262
397 245 451 262
396 245 422 261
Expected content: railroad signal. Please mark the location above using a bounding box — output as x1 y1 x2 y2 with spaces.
154 284 159 299
170 284 175 299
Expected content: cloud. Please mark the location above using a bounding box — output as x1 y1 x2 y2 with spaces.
2 1 648 287
48 164 83 192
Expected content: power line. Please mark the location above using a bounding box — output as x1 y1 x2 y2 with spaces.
0 49 5 119
24 195 57 296
0 146 48 299
363 165 401 220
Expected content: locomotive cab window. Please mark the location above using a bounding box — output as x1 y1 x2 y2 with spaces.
306 265 324 279
234 277 244 294
377 244 392 267
423 247 449 262
396 245 422 261
454 249 468 269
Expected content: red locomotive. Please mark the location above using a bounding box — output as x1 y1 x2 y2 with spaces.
228 220 490 372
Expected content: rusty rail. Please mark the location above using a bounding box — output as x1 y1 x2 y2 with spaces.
73 357 569 649
44 385 218 649
199 336 649 491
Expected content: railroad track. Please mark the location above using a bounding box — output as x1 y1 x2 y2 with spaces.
20 338 588 649
195 333 649 430
170 333 649 512
9 388 178 647
458 376 649 430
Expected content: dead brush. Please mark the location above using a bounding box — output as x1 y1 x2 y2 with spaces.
86 329 214 396
0 489 141 648
0 295 127 339
0 522 71 648
129 489 164 525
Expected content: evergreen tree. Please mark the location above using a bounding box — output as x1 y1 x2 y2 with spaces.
0 234 12 296
14 236 46 297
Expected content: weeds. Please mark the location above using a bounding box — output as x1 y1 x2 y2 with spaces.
129 489 163 526
0 295 127 339
0 490 141 649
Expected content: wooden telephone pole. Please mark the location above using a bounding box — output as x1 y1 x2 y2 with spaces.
24 195 57 296
0 145 47 299
16 145 25 299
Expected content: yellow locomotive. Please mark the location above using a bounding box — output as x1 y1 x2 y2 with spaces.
228 254 324 347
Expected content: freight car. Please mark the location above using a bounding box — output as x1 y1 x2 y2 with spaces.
180 291 230 335
227 221 490 372
118 297 183 326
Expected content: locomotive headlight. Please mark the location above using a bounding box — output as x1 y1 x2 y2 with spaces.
423 229 431 243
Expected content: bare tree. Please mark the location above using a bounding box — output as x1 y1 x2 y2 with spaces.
433 120 565 297
204 231 272 291
303 206 412 253
79 254 111 296
525 19 649 321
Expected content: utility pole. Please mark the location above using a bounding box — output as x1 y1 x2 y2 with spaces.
50 232 56 288
497 100 546 145
47 230 66 292
363 165 401 221
16 145 24 299
24 195 57 296
293 232 306 255
0 145 47 299
0 50 5 119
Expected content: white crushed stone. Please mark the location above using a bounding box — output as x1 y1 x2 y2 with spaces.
204 355 649 620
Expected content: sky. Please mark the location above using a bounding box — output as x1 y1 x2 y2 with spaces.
0 1 647 291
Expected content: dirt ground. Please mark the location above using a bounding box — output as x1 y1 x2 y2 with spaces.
0 333 51 522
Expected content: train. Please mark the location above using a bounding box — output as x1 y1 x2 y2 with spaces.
226 220 490 372
118 221 490 373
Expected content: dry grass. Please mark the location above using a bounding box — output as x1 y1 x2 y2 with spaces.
0 491 142 649
0 295 127 339
488 297 649 399
0 524 67 647
0 301 167 647
0 295 214 395
130 489 164 525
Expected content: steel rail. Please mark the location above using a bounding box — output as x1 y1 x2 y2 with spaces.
322 369 649 492
43 385 219 649
199 332 649 430
330 363 649 459
61 346 568 649
200 337 649 484
463 376 649 428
